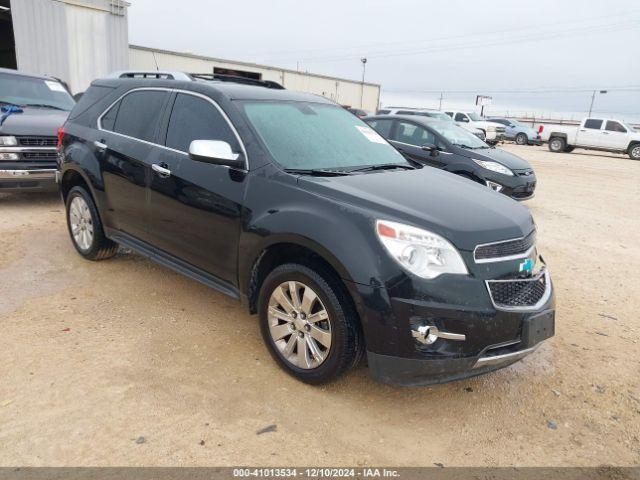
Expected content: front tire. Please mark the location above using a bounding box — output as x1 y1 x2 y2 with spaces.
258 263 363 385
65 186 118 260
629 144 640 160
548 137 566 153
515 133 528 145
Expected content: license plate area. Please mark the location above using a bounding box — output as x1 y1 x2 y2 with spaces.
522 310 555 345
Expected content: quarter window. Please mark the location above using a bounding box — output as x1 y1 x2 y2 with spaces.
393 121 436 146
584 119 603 130
605 121 626 133
113 90 168 142
166 93 239 153
100 102 120 131
366 119 393 138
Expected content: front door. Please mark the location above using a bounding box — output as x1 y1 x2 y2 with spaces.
601 120 629 150
579 119 606 147
146 91 247 284
390 120 447 168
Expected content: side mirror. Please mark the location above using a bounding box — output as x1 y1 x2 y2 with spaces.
189 140 244 169
421 143 438 156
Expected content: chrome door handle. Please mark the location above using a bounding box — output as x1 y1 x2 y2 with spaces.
94 140 107 150
152 163 171 177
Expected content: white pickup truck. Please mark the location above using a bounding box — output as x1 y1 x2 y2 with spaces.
543 118 640 160
444 111 506 145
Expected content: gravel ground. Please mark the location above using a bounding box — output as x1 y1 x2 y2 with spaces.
0 145 639 467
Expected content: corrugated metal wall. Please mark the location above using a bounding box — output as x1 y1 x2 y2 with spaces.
11 0 129 93
129 45 381 112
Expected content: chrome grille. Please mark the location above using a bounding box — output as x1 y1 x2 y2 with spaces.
18 136 57 147
486 269 549 310
474 230 536 262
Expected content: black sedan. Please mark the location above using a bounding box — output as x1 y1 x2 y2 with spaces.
365 115 537 201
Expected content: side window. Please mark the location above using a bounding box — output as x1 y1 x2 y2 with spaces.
397 110 416 115
166 93 239 153
455 113 468 122
584 119 603 130
113 90 167 142
100 101 120 131
605 121 626 133
366 119 393 138
445 112 453 118
393 121 435 146
376 109 391 115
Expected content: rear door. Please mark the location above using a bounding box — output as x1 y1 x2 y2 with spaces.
577 118 606 147
601 120 629 149
147 91 247 283
97 88 171 241
389 120 446 168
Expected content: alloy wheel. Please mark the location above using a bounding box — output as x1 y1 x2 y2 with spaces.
267 281 332 369
69 196 94 251
516 134 527 145
632 146 640 159
550 139 562 151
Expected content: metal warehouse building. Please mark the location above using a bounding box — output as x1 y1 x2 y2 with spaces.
1 0 380 111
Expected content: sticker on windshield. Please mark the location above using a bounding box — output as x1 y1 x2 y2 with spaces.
45 81 66 93
355 125 387 144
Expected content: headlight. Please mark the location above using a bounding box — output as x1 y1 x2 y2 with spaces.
473 159 514 176
376 220 468 279
0 136 18 146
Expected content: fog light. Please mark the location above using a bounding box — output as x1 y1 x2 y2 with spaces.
411 325 466 345
486 181 503 192
0 152 19 161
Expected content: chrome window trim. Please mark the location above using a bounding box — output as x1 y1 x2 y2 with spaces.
485 266 552 312
473 231 536 264
96 87 249 171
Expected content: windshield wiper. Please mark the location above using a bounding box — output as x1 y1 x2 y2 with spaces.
20 103 68 111
347 163 415 173
284 168 352 177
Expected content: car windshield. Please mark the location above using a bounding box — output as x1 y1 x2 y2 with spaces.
422 112 452 121
466 112 483 121
242 102 409 170
0 72 75 111
428 122 489 149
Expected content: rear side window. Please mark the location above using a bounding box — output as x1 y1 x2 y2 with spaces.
366 118 393 138
113 90 167 142
165 93 239 152
605 121 626 133
455 113 467 122
584 119 603 130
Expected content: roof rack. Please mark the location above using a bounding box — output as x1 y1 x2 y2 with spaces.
105 70 285 89
189 73 285 90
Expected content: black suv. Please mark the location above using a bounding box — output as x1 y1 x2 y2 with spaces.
58 72 555 386
0 68 74 191
366 115 537 201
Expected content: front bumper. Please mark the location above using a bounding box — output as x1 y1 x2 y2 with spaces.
0 169 57 190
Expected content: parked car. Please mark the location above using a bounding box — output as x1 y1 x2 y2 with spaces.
444 111 506 145
378 107 486 141
366 115 537 201
58 71 554 387
489 117 542 146
0 68 74 191
346 107 370 118
541 117 640 160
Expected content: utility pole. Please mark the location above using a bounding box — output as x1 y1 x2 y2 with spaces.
588 90 607 117
360 58 367 109
438 92 443 110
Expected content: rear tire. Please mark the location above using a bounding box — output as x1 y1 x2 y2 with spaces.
548 137 566 153
65 186 118 260
629 144 640 160
258 263 364 385
515 133 528 145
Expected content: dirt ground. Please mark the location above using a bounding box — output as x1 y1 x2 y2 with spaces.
0 144 639 467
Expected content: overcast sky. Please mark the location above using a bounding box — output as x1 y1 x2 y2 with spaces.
128 0 640 121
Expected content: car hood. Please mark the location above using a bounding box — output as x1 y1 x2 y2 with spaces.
461 147 533 170
299 167 534 251
0 107 69 136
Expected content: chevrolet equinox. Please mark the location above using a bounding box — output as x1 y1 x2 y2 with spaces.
57 71 555 386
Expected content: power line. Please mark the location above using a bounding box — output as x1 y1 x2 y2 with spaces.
384 86 640 95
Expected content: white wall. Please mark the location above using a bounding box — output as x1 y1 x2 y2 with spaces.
129 46 381 112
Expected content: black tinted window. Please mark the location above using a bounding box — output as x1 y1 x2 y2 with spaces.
455 113 467 122
605 121 626 133
584 119 603 130
100 101 120 131
113 90 167 142
376 109 391 115
366 119 393 138
166 93 238 152
393 121 436 146
397 110 416 115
